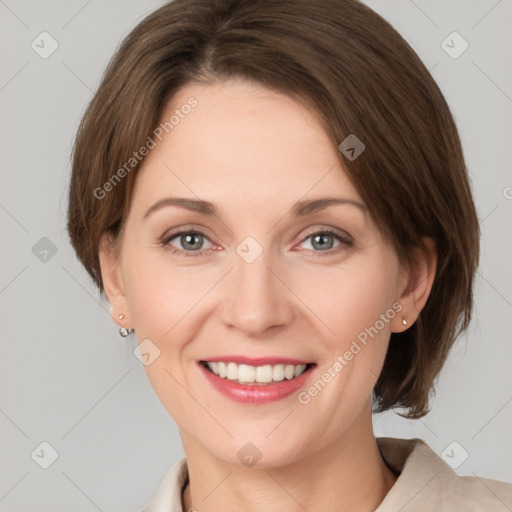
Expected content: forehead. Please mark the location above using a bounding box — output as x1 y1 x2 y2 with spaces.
132 79 362 214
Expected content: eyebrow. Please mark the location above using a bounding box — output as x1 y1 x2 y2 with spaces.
142 196 367 220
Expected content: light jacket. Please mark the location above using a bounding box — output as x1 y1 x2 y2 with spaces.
143 437 512 511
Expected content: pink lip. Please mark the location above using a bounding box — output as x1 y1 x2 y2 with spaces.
200 355 313 366
198 361 316 404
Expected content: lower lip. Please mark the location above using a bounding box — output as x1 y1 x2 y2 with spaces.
198 362 316 404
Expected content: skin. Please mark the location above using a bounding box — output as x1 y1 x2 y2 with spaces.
99 78 437 512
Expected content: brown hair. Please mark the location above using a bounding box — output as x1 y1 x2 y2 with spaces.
66 0 479 418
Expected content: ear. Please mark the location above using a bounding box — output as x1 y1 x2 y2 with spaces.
98 232 132 329
391 237 437 333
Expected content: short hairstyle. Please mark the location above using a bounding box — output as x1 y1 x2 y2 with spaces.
66 0 480 419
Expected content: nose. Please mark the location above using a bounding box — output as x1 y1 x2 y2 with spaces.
219 247 294 338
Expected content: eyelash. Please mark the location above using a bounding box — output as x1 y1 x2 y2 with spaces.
159 227 353 258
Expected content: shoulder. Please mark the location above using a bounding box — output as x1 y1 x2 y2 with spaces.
453 474 512 509
376 437 512 511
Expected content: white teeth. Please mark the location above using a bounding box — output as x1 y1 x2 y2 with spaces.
256 365 273 383
272 364 285 382
217 362 227 378
205 361 310 383
238 364 255 383
284 365 295 380
226 362 238 380
294 364 307 377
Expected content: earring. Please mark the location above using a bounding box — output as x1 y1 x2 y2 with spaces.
117 313 134 337
402 318 407 327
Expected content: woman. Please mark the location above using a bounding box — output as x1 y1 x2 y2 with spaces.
66 0 512 510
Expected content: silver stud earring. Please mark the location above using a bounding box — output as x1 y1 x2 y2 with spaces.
402 318 407 327
117 313 134 337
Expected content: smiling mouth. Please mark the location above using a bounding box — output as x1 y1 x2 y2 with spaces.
200 360 316 385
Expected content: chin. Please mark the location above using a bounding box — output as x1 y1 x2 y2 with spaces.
202 431 310 469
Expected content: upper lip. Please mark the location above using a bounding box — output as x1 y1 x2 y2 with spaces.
199 355 314 366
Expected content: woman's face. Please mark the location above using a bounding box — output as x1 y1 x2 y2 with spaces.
103 79 410 466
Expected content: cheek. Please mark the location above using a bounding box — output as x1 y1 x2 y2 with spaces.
121 246 208 338
289 263 399 425
298 258 400 408
297 257 399 348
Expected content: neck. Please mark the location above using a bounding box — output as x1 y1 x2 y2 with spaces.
180 407 398 512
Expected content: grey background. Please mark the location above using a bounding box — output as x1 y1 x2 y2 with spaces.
1 0 511 510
